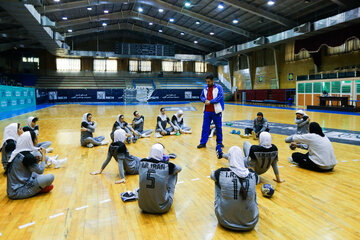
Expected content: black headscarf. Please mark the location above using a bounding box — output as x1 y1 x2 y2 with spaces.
309 122 325 137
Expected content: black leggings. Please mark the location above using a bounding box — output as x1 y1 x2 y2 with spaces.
245 127 270 135
292 152 333 172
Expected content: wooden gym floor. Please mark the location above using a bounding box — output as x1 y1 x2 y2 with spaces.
0 102 359 240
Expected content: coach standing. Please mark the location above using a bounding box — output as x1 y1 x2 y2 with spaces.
197 75 224 149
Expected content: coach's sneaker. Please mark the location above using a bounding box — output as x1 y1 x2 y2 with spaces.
101 140 109 145
216 145 223 159
240 134 250 138
155 132 163 138
197 144 206 149
54 158 67 169
87 143 94 148
46 147 54 153
288 157 298 165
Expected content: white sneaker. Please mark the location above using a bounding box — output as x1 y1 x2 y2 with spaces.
54 158 67 169
288 157 298 165
46 147 54 153
141 133 151 138
184 130 192 134
101 140 109 145
87 143 94 148
54 154 59 160
170 131 177 135
155 132 163 138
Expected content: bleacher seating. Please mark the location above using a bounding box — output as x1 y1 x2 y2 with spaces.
154 77 204 89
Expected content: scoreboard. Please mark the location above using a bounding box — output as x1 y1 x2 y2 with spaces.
115 43 175 56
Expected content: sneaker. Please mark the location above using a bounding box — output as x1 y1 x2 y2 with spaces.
184 130 192 134
101 140 109 145
126 139 131 144
240 134 250 138
87 143 94 148
197 144 206 149
141 133 151 138
47 155 59 167
170 131 177 135
46 147 54 153
288 157 298 165
54 154 59 160
133 138 137 143
54 158 67 169
39 185 54 193
155 132 163 138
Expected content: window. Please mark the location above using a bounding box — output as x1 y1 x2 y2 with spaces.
94 59 117 72
162 61 183 72
129 60 151 72
56 58 81 72
195 62 207 73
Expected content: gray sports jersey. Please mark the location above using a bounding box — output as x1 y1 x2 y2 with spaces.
211 168 259 231
248 145 279 175
133 116 144 132
138 158 181 213
81 122 96 144
295 117 309 134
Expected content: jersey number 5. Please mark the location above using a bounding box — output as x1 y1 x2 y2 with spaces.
146 169 156 189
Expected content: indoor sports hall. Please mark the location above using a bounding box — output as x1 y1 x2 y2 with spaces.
0 0 359 239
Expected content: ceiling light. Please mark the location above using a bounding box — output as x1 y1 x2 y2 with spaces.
210 32 214 35
159 29 163 32
195 21 200 25
194 40 198 44
102 22 107 26
180 32 185 35
67 29 72 33
169 18 174 22
149 22 153 25
62 16 68 20
159 8 164 13
267 0 275 6
232 19 238 24
54 0 60 2
184 1 191 7
138 7 143 13
104 10 109 14
87 7 92 11
217 2 224 9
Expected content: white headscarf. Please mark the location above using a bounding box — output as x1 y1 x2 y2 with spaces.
259 132 272 149
82 113 92 124
158 109 167 122
8 131 39 163
296 110 307 116
228 146 249 178
149 143 164 160
114 129 126 143
175 110 183 122
27 116 36 129
116 114 122 125
1 123 19 148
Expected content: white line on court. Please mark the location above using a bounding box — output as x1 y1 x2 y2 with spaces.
341 160 348 162
49 212 64 219
18 222 35 229
289 165 297 167
191 178 200 181
177 181 184 184
75 205 89 211
278 166 284 168
353 159 359 162
206 176 210 178
99 199 111 204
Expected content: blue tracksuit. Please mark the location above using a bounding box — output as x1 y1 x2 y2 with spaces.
200 83 224 145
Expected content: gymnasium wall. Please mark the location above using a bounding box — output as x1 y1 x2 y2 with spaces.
0 85 36 113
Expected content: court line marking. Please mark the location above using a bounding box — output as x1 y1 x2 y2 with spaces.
99 199 111 204
191 178 200 181
49 212 64 219
206 176 210 178
353 159 359 162
18 222 35 229
177 181 184 184
289 165 297 167
341 160 348 162
75 205 89 211
278 166 284 168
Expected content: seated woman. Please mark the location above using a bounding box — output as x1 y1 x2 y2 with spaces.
285 110 309 150
154 108 178 138
171 110 192 134
111 115 138 144
132 111 153 142
211 146 259 231
1 123 23 171
6 131 54 199
23 116 53 152
219 132 284 183
288 122 337 172
91 129 142 184
241 112 269 139
81 113 108 148
138 143 182 214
